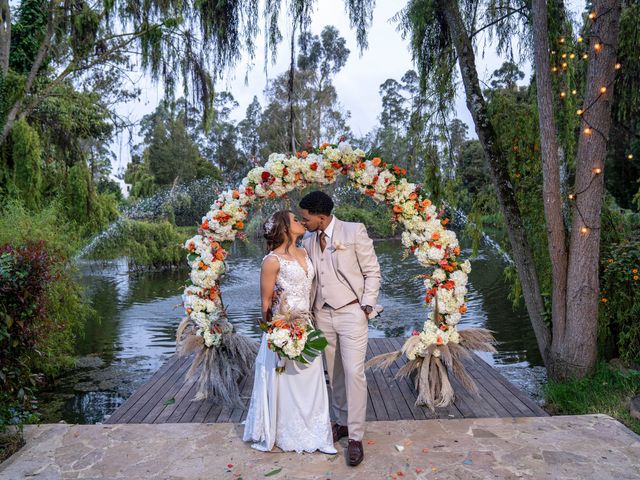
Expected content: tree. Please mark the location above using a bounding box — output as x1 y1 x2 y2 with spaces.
532 0 622 378
490 61 525 90
238 96 263 165
396 0 624 379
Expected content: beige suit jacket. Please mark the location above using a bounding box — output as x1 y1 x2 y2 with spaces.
302 217 381 309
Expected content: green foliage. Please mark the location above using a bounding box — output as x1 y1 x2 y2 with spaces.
598 199 640 363
544 362 640 434
334 203 394 238
86 219 188 268
10 118 43 210
0 201 89 433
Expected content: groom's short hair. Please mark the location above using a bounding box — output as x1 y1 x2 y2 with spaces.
299 191 334 215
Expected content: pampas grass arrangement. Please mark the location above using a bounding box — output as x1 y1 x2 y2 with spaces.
176 311 258 405
366 295 496 410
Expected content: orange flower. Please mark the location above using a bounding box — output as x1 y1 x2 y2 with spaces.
601 297 608 303
431 232 440 241
633 268 638 274
235 221 244 230
294 172 301 182
245 186 254 196
401 168 407 175
365 188 375 196
320 142 330 150
442 280 455 290
409 192 418 200
422 199 432 208
198 261 208 270
209 289 218 300
324 168 334 178
371 157 381 167
356 161 366 170
453 246 461 256
215 250 226 261
186 307 193 314
211 241 220 249
186 241 195 252
268 191 277 199
436 336 444 346
201 219 209 230
439 325 448 331
232 190 240 199
459 304 467 314
301 150 309 159
441 218 449 226
386 185 396 194
272 319 289 329
393 204 403 214
634 275 639 281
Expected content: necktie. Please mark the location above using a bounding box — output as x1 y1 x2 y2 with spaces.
319 231 327 252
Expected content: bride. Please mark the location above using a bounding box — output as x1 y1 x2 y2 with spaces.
243 210 336 454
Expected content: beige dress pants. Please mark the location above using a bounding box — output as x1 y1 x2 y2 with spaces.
314 302 368 441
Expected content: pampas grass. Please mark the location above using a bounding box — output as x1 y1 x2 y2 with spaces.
177 314 258 406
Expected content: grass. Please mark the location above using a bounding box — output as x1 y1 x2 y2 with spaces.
544 362 640 434
0 430 25 464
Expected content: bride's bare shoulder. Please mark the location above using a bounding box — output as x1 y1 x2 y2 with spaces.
262 253 280 268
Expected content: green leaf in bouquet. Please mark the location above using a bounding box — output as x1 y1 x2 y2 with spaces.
187 253 198 262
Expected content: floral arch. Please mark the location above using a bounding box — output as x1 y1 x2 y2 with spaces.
176 141 495 409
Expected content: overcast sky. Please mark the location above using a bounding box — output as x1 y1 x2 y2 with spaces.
111 0 587 178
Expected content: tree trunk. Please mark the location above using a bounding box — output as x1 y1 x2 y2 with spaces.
549 0 622 380
435 0 552 361
288 23 297 154
0 0 9 76
531 0 569 376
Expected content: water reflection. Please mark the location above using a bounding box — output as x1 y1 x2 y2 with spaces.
40 239 544 424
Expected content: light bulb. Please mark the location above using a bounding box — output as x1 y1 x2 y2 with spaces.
588 11 596 19
628 154 634 160
581 226 589 234
562 53 567 59
572 89 577 95
562 62 568 68
570 53 576 59
615 63 621 70
576 109 584 115
560 37 566 44
560 92 566 98
552 67 558 72
578 36 583 43
594 43 602 52
600 86 607 93
592 167 602 174
584 127 592 135
568 194 575 200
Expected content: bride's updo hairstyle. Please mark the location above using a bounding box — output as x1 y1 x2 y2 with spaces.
264 210 293 252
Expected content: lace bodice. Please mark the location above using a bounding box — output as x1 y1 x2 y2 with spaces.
265 251 314 313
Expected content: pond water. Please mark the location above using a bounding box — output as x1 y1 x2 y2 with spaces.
39 239 546 424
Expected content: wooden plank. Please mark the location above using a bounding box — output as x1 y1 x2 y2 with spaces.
364 342 390 421
229 374 252 423
127 358 192 424
144 366 196 424
110 355 186 424
471 355 547 416
164 378 200 423
369 339 413 420
106 355 180 424
464 359 533 417
461 362 512 417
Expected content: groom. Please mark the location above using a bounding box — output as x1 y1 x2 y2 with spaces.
299 191 381 466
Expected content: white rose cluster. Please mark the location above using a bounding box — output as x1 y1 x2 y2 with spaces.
266 328 309 358
407 321 461 361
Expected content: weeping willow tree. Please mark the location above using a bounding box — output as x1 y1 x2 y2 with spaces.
395 0 625 380
0 0 376 146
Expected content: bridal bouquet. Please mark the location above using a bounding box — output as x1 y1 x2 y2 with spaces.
260 303 328 373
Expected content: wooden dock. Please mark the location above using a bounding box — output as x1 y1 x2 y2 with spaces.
106 338 547 424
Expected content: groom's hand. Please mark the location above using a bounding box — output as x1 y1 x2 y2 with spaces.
361 305 373 316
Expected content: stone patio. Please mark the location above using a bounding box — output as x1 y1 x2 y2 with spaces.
1 414 639 479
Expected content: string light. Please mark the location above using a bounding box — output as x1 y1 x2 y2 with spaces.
560 37 566 44
576 109 583 115
560 91 567 98
584 127 592 135
583 53 589 59
568 194 575 200
592 167 602 174
552 66 558 72
561 53 567 59
615 63 621 70
562 62 568 69
581 226 589 234
570 53 576 59
628 154 634 160
588 11 596 20
572 89 577 95
594 43 602 52
600 86 607 93
578 36 583 43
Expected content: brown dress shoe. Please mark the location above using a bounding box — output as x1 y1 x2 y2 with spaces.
332 423 349 442
347 439 364 466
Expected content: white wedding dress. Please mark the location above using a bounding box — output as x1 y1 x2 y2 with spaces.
243 251 336 454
